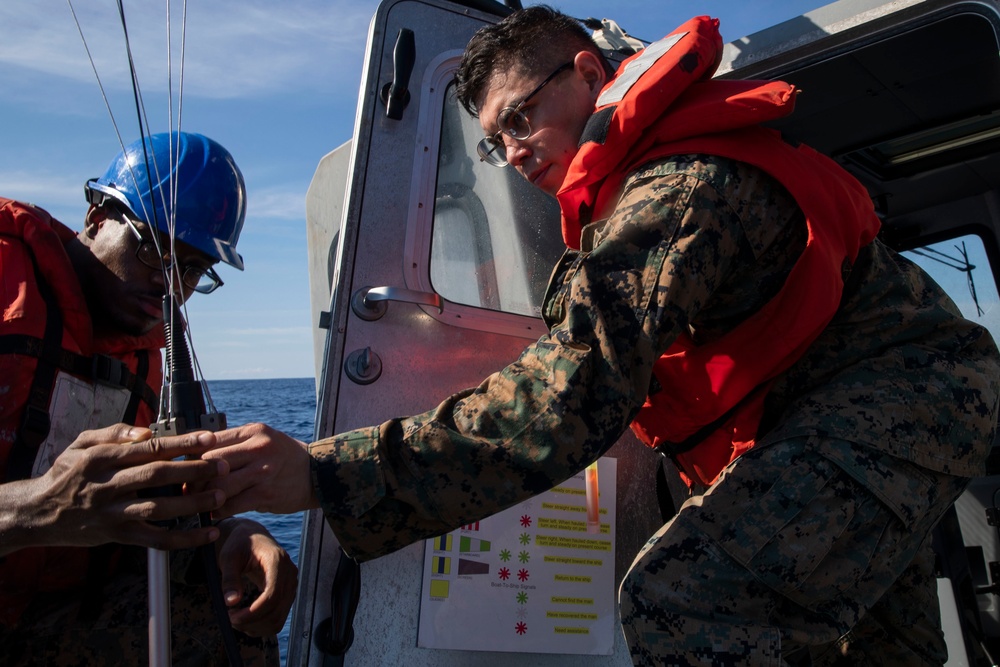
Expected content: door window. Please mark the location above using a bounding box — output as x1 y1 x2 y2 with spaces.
903 233 1000 340
429 82 566 318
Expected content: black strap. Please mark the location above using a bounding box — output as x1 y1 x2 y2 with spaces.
120 349 150 426
315 548 361 665
0 335 158 410
5 263 62 481
197 541 245 667
2 288 158 481
655 459 678 524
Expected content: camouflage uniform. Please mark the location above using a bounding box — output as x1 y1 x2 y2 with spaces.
0 544 279 666
309 155 1000 664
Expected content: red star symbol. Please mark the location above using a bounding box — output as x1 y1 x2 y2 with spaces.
517 569 529 582
515 622 527 635
520 515 532 527
498 567 510 580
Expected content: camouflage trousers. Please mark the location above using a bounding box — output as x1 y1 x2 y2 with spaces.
0 552 278 666
619 436 968 666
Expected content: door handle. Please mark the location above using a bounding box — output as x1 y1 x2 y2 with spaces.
380 28 415 120
351 285 442 321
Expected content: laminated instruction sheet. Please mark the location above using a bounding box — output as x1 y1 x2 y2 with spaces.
417 457 617 655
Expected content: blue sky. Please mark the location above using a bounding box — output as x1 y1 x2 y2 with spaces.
1 0 829 380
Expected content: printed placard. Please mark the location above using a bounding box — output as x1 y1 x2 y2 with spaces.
417 457 617 655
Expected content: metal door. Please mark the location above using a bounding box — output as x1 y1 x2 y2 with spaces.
294 0 665 664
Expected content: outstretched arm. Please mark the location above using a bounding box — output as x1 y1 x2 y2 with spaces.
0 423 227 556
200 161 753 562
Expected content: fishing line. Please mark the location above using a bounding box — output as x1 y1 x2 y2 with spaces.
109 0 210 418
70 0 171 290
161 0 217 415
113 0 159 229
69 1 172 327
110 0 188 419
66 1 130 158
72 0 212 409
68 1 241 664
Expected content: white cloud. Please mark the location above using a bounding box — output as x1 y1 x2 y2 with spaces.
0 170 87 218
0 0 378 100
249 188 308 221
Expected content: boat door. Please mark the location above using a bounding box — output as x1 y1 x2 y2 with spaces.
294 0 665 664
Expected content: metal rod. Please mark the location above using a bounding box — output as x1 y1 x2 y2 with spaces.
148 548 172 666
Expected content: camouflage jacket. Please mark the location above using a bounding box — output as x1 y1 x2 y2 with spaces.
309 155 1000 561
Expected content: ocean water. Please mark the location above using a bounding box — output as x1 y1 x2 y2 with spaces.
206 377 316 665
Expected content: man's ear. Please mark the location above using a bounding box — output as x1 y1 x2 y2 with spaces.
83 205 111 239
574 50 608 98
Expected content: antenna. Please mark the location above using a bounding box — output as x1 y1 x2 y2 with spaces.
148 298 242 667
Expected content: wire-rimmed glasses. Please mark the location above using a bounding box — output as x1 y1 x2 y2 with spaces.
119 214 223 294
476 62 574 167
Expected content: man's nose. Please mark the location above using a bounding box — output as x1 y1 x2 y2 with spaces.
148 265 166 288
505 137 531 167
148 266 190 299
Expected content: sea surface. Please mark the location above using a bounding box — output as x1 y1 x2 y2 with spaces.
206 377 316 665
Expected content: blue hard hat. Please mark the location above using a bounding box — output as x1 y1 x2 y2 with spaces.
85 131 246 270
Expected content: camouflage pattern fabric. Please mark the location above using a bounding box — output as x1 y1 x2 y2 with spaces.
0 547 278 666
308 155 1000 661
619 436 963 665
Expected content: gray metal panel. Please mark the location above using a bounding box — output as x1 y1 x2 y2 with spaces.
306 142 352 385
719 0 949 77
294 0 669 664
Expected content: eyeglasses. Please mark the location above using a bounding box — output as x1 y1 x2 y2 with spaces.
119 214 223 294
477 62 574 168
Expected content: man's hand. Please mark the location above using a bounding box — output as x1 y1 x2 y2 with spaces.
216 517 298 636
201 423 319 518
0 424 228 556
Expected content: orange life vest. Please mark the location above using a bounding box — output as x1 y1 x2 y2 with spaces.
0 197 163 624
557 18 881 487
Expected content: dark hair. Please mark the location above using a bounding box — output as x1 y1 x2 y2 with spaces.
454 5 613 116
